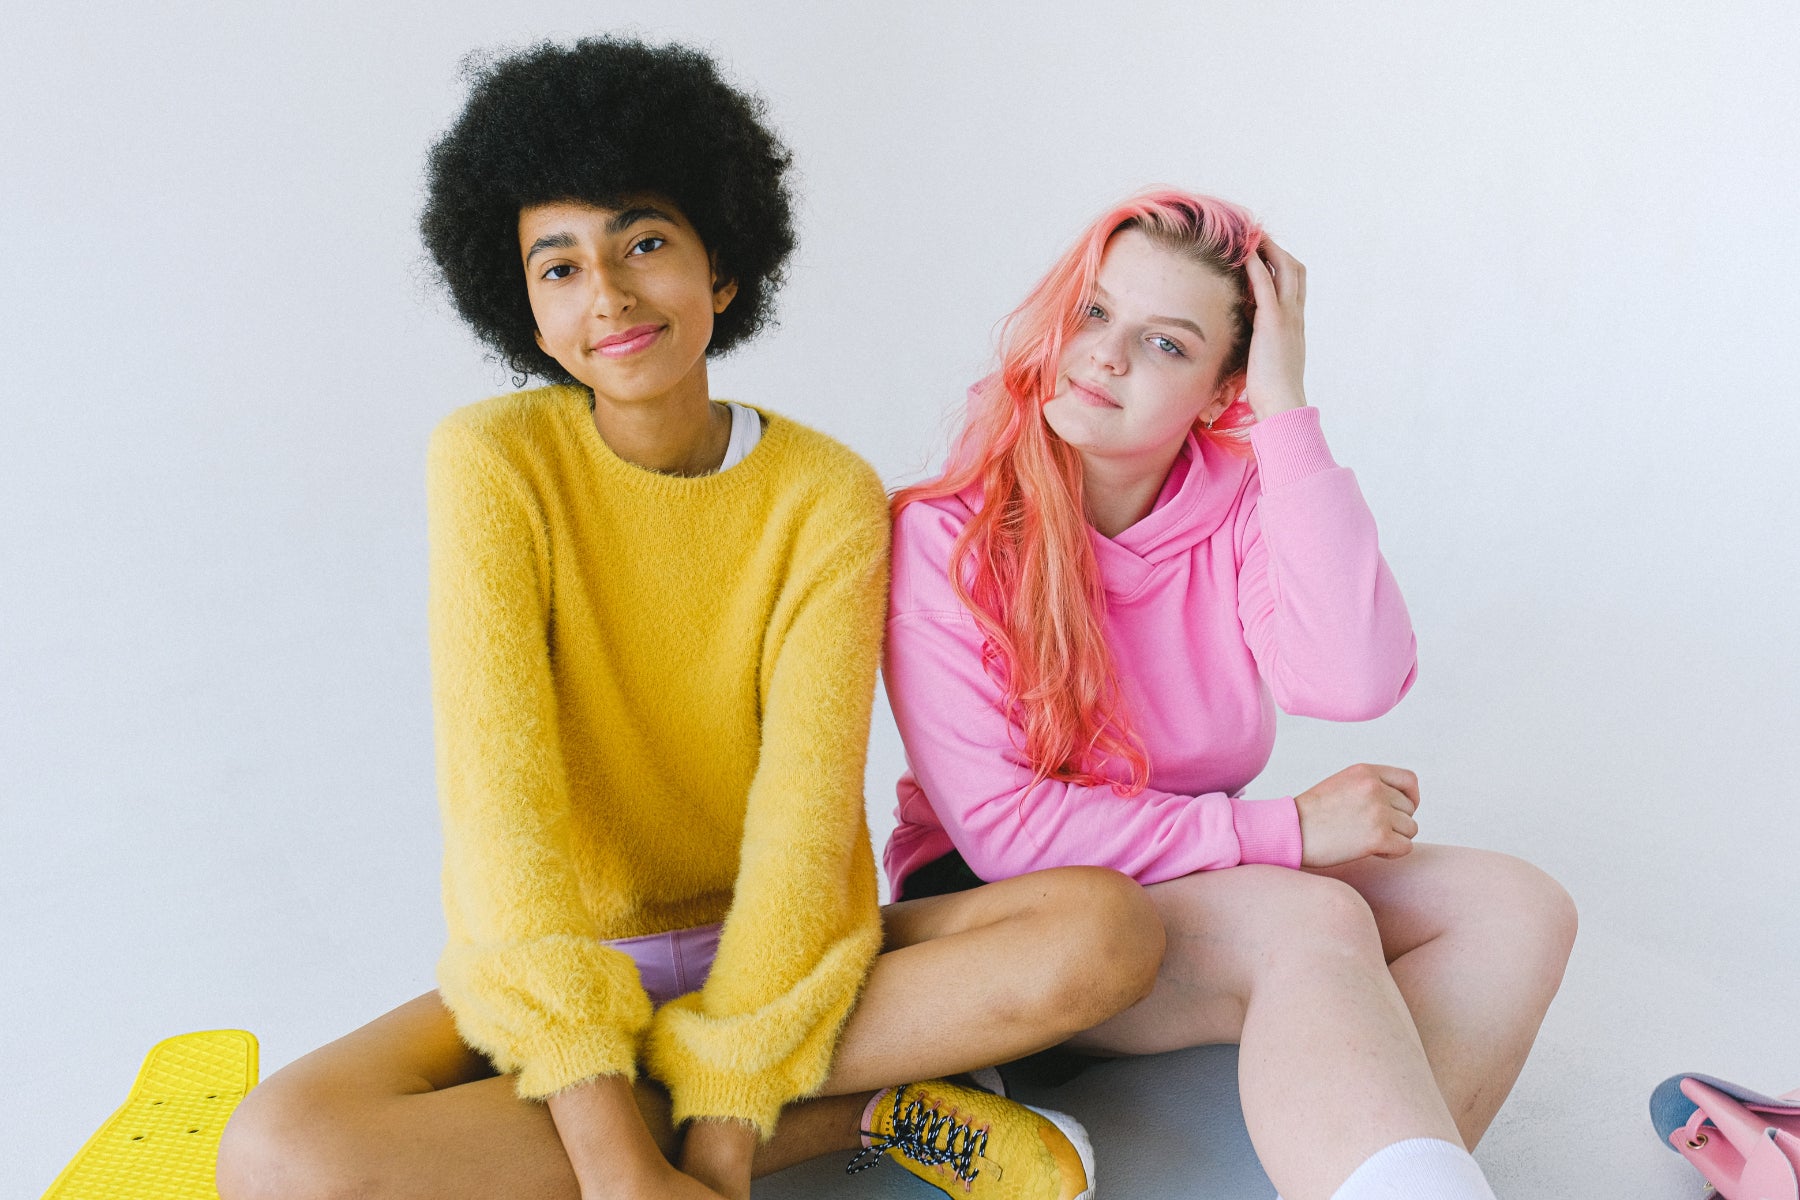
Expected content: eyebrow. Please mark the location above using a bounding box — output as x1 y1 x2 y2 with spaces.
1150 314 1208 342
525 231 578 263
1094 286 1209 342
524 208 678 263
607 206 676 234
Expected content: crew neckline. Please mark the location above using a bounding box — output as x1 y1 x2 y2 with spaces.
564 387 781 497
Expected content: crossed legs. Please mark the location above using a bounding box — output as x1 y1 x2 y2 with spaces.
218 846 1572 1200
216 865 1162 1199
1067 845 1576 1200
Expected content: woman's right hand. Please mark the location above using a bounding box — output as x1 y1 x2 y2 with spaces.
1294 763 1420 867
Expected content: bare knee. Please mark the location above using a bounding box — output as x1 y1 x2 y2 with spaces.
1482 853 1579 979
1255 870 1386 976
216 1079 372 1200
1023 866 1164 1026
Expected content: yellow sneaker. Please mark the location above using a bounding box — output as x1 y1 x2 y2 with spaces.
846 1078 1096 1199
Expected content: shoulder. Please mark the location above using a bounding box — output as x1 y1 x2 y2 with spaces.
749 412 890 565
754 409 887 517
889 487 977 617
428 385 581 483
893 487 973 556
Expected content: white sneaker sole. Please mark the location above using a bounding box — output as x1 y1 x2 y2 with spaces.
1024 1103 1097 1200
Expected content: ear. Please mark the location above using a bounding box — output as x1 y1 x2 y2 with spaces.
712 277 739 314
1203 369 1245 424
710 251 739 314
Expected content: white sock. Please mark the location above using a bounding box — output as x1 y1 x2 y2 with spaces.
1318 1137 1497 1200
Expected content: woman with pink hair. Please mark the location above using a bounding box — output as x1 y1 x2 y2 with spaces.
884 190 1578 1200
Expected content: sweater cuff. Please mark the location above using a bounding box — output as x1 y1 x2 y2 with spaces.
1230 796 1304 868
644 922 882 1138
435 936 654 1101
1248 406 1338 493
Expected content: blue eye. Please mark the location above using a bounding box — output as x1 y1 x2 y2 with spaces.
1150 335 1185 357
1086 303 1106 320
629 236 666 255
542 264 575 281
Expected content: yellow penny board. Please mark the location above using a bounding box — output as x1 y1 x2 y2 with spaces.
44 1030 259 1200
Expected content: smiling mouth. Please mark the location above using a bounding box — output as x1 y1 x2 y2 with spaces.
594 324 665 358
1068 378 1122 408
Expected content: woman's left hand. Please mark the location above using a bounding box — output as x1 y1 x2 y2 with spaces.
1241 238 1308 421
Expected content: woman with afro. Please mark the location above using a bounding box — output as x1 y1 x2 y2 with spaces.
216 36 1158 1200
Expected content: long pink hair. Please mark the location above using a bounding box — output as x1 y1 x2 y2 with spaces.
895 189 1265 792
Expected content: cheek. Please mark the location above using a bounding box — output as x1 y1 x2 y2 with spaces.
1138 366 1214 423
528 291 577 345
1057 329 1100 374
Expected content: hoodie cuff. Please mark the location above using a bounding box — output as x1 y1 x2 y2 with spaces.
1230 796 1304 869
1248 406 1338 493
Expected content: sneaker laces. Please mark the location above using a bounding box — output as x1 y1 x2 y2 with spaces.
846 1083 989 1185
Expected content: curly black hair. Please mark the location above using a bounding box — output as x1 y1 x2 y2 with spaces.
420 37 797 384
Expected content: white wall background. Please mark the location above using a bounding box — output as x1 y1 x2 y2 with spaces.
4 2 1797 1195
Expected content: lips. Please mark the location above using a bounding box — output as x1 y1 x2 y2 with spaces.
1067 377 1122 408
594 323 665 358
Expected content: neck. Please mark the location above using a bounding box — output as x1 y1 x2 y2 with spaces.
1078 440 1187 539
588 371 730 476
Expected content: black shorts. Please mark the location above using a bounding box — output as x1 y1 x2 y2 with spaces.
895 848 986 902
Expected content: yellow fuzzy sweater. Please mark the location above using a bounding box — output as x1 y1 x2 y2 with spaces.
426 385 888 1136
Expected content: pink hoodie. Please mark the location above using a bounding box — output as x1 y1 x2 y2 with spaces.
883 406 1417 894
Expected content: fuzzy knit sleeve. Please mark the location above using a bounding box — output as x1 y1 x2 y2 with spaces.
426 422 653 1100
643 461 890 1138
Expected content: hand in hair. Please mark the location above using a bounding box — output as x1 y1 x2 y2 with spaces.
1294 763 1420 867
1241 238 1310 421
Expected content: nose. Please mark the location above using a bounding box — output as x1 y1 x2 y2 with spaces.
587 263 635 319
1088 325 1128 375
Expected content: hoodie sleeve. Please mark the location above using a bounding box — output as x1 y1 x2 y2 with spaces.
1235 406 1418 720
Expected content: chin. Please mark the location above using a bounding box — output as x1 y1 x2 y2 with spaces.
1042 401 1108 450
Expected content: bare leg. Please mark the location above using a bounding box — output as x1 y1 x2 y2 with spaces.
219 866 1161 1198
818 864 1164 1093
1065 865 1463 1200
1312 844 1577 1147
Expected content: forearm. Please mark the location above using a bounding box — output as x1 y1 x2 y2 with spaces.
958 778 1299 882
680 1118 758 1200
546 1076 672 1198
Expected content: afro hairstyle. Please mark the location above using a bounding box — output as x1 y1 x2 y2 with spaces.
420 37 797 384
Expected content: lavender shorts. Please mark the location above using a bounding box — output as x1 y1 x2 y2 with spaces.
604 922 721 1006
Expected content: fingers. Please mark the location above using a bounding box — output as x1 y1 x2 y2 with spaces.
1374 764 1420 813
1252 237 1307 307
1375 833 1415 860
1391 808 1419 841
1243 247 1275 308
